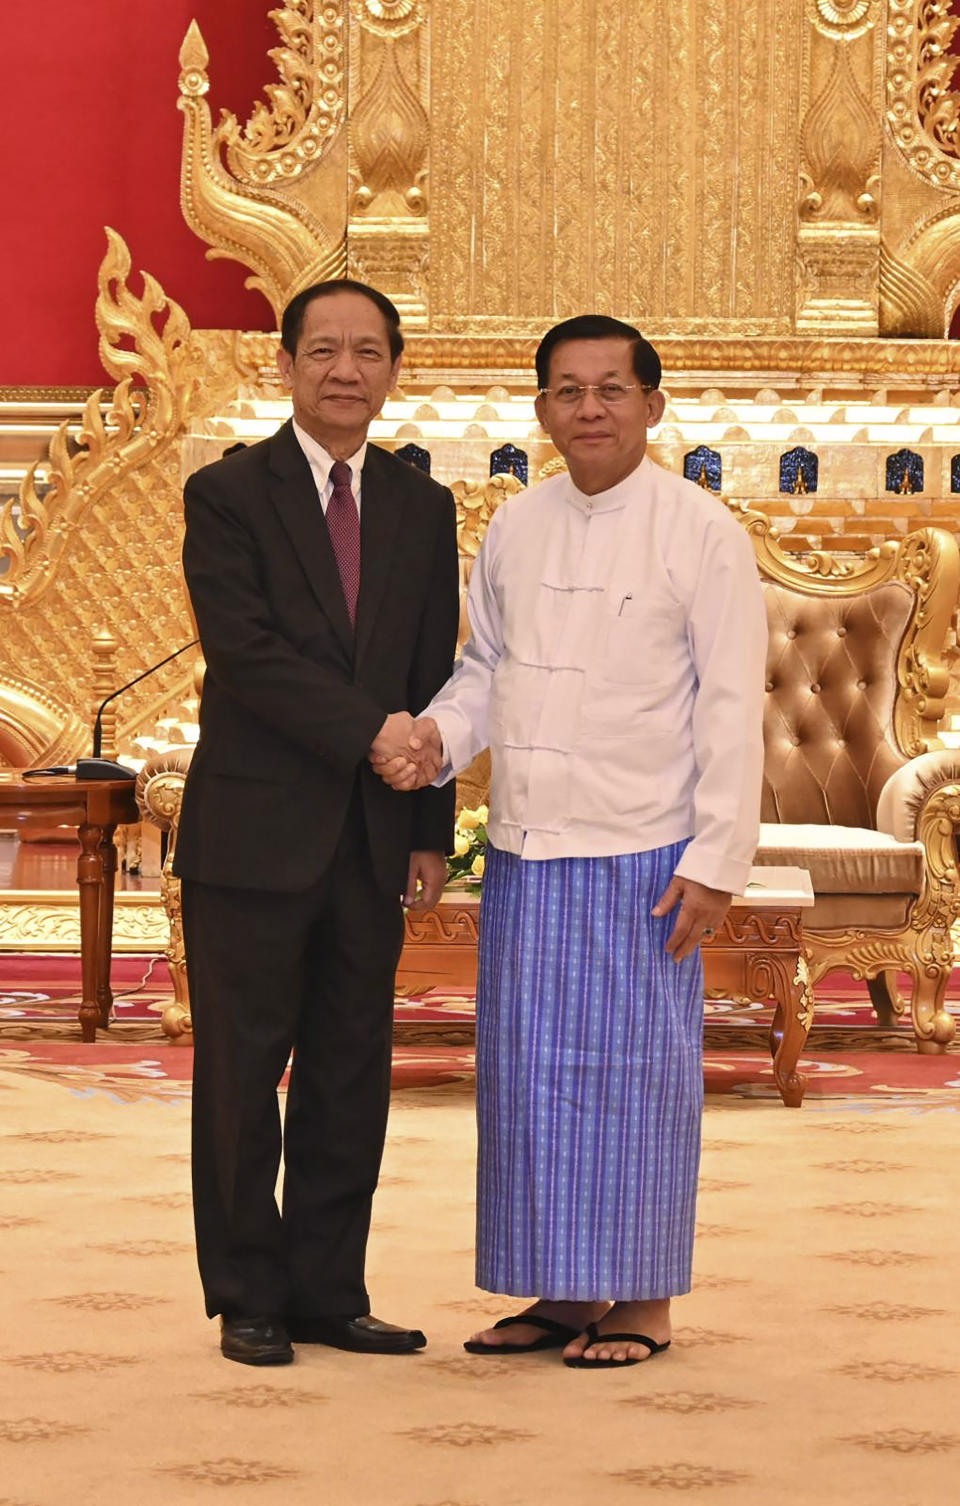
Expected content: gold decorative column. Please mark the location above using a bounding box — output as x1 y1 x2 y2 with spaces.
346 1 430 326
796 1 884 335
90 631 119 761
881 1 960 336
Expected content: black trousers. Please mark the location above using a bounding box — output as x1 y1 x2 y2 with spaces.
182 795 405 1320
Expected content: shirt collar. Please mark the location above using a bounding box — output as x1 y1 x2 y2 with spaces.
567 454 650 515
292 419 367 490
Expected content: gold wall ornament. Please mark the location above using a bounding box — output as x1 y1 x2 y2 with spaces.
796 7 883 333
0 234 237 768
353 0 426 41
799 47 880 222
216 3 344 186
177 12 348 322
878 235 946 336
811 0 877 41
429 0 801 333
0 674 87 770
887 0 960 188
0 229 200 603
349 39 429 216
347 0 430 324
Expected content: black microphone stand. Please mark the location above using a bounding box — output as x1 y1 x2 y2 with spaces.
80 639 200 780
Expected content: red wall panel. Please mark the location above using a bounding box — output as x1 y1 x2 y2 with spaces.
3 1 281 386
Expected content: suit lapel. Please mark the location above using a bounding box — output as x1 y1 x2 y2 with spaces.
267 421 354 660
355 445 405 666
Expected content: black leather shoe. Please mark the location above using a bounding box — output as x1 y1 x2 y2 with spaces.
220 1315 294 1366
287 1313 426 1354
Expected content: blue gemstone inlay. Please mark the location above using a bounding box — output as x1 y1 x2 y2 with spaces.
395 442 431 475
779 446 818 495
490 443 528 486
683 445 722 492
886 448 923 494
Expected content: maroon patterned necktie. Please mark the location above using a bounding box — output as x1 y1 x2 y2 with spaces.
326 460 361 626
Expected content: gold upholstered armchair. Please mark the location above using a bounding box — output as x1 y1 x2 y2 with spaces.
744 512 960 1052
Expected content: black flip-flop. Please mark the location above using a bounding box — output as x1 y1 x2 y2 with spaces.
563 1321 671 1368
463 1313 580 1355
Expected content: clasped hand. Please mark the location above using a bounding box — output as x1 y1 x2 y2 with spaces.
369 711 443 791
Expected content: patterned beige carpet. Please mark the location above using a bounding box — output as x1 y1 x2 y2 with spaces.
0 1062 957 1505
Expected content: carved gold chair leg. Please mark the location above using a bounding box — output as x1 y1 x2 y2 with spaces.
159 840 192 1044
908 949 956 1055
866 970 906 1028
135 756 194 1044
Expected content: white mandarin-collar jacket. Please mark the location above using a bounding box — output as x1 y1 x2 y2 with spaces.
425 455 768 894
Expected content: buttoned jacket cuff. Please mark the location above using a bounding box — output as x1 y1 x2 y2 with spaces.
429 708 473 787
674 843 754 897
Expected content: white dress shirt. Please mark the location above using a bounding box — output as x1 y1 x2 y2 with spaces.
292 419 366 514
424 455 768 894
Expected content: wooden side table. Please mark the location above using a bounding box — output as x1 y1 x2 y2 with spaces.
702 884 815 1108
0 774 140 1041
397 870 815 1107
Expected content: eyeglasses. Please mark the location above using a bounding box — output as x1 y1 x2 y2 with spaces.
537 382 654 406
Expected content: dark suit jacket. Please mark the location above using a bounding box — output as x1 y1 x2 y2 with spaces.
174 421 460 894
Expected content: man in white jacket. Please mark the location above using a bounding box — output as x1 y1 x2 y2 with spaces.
373 315 767 1367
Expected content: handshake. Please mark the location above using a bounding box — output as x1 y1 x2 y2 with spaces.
369 711 444 791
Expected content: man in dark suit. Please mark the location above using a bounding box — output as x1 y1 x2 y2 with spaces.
175 279 459 1365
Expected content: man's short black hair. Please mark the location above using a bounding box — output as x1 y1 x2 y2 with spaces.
535 315 661 391
280 279 405 361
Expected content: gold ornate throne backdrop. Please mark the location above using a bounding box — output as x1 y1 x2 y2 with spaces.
4 0 960 785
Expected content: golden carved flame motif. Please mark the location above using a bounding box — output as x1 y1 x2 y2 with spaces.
178 7 347 320
800 46 880 220
888 0 960 187
1 229 202 603
216 2 343 183
916 0 960 160
350 41 429 215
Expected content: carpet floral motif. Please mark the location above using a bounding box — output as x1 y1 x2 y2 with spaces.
92 1239 193 1257
619 1391 758 1414
819 1248 929 1266
159 1458 299 1485
0 1418 88 1443
398 1421 535 1448
673 1328 747 1347
46 1292 170 1311
816 1201 919 1217
192 1386 327 1409
123 1192 191 1208
841 1428 960 1454
610 1463 750 1489
814 1158 908 1173
826 1300 946 1320
423 1357 534 1382
833 1359 957 1382
0 1168 77 1183
5 1352 140 1373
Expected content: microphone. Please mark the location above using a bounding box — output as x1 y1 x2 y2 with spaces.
85 639 200 776
23 640 201 781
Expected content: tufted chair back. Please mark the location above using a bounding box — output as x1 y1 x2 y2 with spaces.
761 580 913 829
